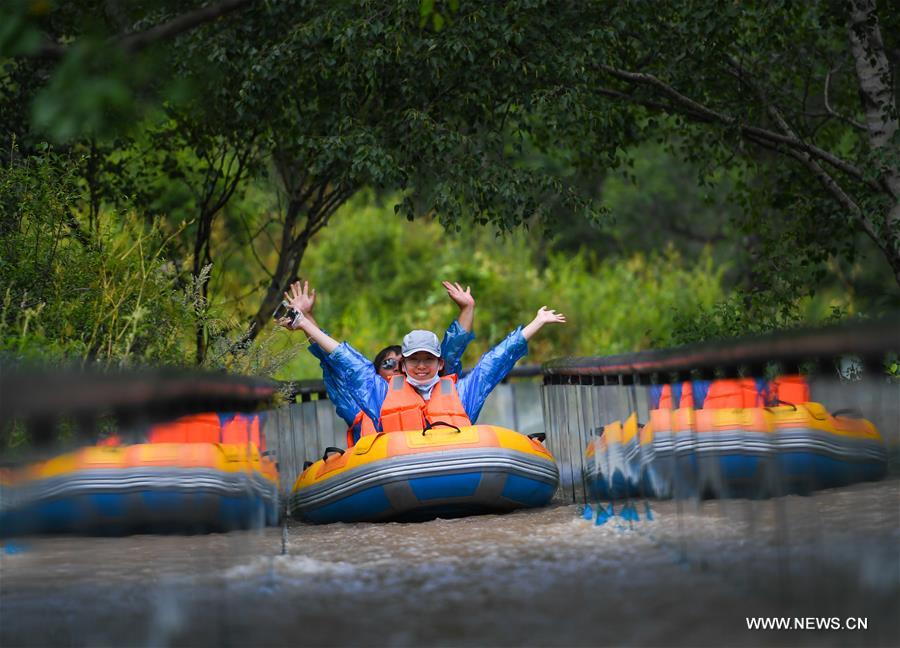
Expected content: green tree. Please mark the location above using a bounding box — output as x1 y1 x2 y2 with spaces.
4 1 605 360
4 0 898 363
564 0 900 294
278 193 726 379
0 152 192 365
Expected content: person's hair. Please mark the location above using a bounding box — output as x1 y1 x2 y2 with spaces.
373 345 402 370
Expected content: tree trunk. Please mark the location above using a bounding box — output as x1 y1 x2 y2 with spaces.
250 239 309 342
243 178 354 345
848 0 900 288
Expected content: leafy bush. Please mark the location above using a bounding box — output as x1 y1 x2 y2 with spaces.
0 152 192 366
274 193 726 380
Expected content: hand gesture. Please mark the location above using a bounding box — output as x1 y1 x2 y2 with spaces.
534 306 566 325
284 280 316 315
522 306 566 341
442 281 475 310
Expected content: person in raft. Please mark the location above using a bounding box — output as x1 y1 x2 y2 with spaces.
281 281 477 445
280 280 566 433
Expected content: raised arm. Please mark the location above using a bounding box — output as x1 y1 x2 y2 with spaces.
440 281 476 375
457 306 566 422
442 281 475 333
521 306 566 341
306 335 359 427
279 281 341 354
279 280 388 424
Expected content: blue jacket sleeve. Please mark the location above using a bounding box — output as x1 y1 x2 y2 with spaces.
440 319 475 376
308 341 357 426
328 342 389 428
457 326 528 423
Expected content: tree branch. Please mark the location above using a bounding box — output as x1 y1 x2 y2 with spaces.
309 187 355 238
729 55 891 264
64 208 91 247
744 129 886 260
239 214 274 279
593 62 880 193
823 66 866 131
207 140 255 215
594 86 713 123
38 0 256 59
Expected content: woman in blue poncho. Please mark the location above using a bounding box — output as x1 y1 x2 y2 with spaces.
281 280 565 432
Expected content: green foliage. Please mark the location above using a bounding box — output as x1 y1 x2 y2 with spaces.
567 1 900 294
275 194 725 380
0 149 302 376
0 152 192 366
1 0 896 378
557 142 740 268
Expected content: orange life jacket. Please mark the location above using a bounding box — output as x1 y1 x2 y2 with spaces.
679 382 694 409
703 378 764 409
221 414 265 452
148 413 221 444
657 384 674 409
148 413 267 451
345 410 378 448
379 374 471 433
770 374 810 405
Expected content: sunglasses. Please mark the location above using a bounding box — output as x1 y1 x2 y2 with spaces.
380 357 400 371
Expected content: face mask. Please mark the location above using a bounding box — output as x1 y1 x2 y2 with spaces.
406 373 441 390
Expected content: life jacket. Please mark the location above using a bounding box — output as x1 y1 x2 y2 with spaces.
345 410 378 448
679 382 694 409
147 413 267 451
148 413 221 444
657 384 674 409
221 414 266 452
703 378 764 409
379 374 471 433
769 374 810 405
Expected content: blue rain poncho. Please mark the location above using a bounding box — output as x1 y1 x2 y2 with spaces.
327 325 528 429
308 319 475 427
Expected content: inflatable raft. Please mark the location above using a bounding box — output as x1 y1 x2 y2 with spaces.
586 401 886 500
769 402 887 493
585 414 642 500
0 415 279 536
290 425 559 523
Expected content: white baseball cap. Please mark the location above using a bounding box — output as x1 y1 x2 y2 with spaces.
401 330 441 357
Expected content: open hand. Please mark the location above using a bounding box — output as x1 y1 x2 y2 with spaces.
284 280 316 315
534 306 566 325
442 281 475 310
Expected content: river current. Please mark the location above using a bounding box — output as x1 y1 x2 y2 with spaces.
2 481 898 647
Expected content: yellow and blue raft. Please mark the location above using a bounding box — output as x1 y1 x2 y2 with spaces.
290 425 559 523
586 402 886 500
0 442 279 535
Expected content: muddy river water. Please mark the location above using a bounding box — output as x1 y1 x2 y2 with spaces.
2 482 898 647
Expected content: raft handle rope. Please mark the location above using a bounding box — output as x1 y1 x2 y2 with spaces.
528 432 547 443
322 447 345 461
831 408 864 419
422 421 462 436
765 399 798 412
